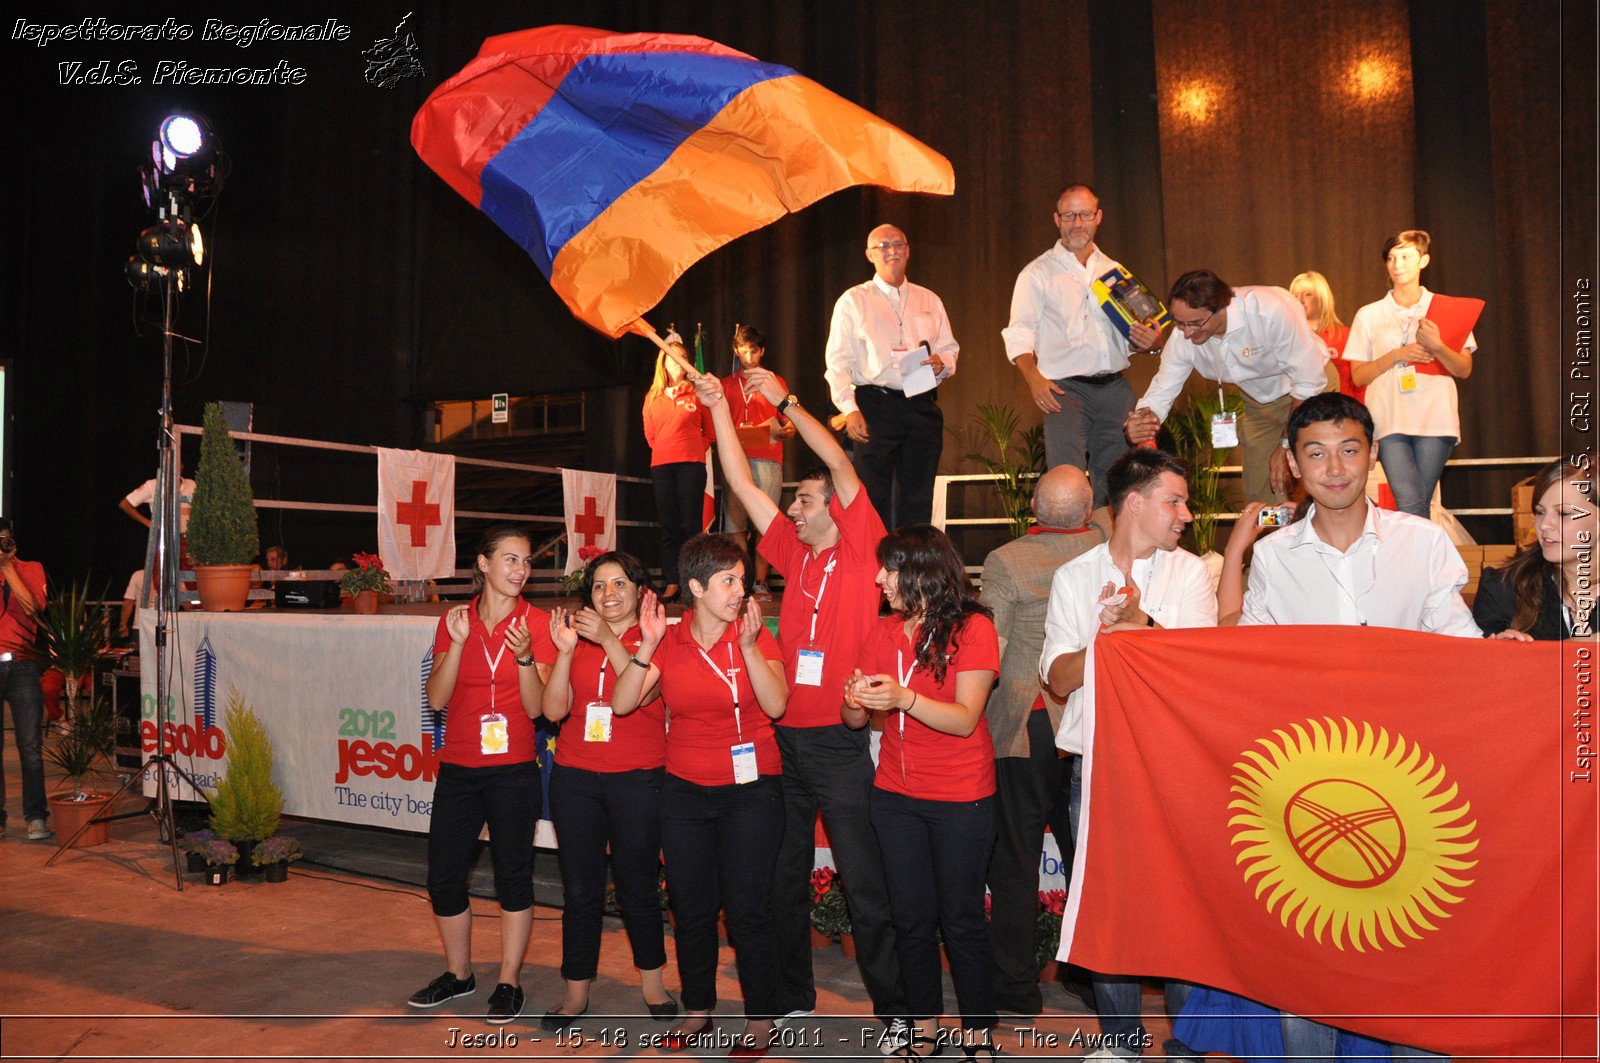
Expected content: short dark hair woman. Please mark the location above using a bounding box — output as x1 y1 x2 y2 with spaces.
539 551 677 1029
610 533 789 1060
1474 456 1598 640
409 524 551 1024
843 525 1001 1059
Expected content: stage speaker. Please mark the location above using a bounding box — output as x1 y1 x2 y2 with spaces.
218 401 253 475
275 581 341 609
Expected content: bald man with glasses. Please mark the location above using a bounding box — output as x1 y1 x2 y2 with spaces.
823 224 959 529
1125 269 1329 504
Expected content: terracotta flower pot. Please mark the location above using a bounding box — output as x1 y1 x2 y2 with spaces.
194 564 254 612
48 790 114 847
1039 960 1060 982
840 933 857 958
352 590 380 615
810 928 832 949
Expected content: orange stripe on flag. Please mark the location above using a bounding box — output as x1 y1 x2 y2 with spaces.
550 73 954 337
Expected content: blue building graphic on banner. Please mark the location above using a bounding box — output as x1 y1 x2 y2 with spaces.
193 637 217 729
420 645 445 752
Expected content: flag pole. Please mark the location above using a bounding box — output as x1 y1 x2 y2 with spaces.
632 319 704 379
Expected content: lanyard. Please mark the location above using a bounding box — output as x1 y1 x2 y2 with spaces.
895 645 918 784
798 549 838 644
695 641 744 741
876 284 908 345
477 603 527 712
594 654 609 702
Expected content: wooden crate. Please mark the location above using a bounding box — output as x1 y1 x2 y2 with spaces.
1512 476 1537 548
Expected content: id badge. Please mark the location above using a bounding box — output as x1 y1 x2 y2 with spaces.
584 702 613 743
1398 364 1418 393
480 713 509 756
1210 413 1239 449
795 648 825 687
730 742 759 785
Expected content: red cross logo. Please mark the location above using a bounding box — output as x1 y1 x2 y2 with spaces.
395 480 442 547
574 495 607 548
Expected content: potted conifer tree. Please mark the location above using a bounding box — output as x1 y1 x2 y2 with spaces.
207 690 283 874
187 403 259 611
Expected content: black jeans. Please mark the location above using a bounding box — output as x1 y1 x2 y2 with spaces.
652 461 706 587
660 772 785 1017
0 659 48 825
772 724 905 1020
852 386 942 530
549 764 668 981
426 760 537 916
988 709 1078 1012
870 786 998 1031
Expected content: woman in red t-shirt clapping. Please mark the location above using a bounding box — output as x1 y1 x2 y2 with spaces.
539 551 676 1030
611 533 789 1061
408 525 549 1026
844 525 1001 1060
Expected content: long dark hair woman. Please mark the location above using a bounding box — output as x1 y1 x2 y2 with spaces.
540 551 677 1030
843 525 1002 1060
610 533 789 1061
1474 456 1598 640
409 524 550 1024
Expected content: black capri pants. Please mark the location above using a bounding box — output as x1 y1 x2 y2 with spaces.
426 760 538 916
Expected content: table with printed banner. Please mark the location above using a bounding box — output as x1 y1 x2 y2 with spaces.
136 607 558 847
134 608 1070 889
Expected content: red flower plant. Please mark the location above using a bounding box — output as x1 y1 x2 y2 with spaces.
577 545 604 562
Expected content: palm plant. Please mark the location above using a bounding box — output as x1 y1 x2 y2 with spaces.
45 691 116 799
965 404 1047 539
1163 390 1245 556
20 578 111 721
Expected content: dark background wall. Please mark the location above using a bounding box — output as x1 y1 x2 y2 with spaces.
1 0 1585 586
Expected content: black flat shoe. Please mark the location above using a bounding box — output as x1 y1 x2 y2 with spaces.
540 1007 586 1032
646 995 680 1021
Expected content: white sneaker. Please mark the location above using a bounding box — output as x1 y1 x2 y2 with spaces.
879 1018 914 1054
26 819 52 841
773 1009 813 1028
1080 1050 1133 1061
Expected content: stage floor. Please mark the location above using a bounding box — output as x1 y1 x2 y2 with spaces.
1 708 1186 1062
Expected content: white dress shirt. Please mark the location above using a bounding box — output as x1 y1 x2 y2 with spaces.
124 476 197 532
824 276 959 415
1039 541 1219 754
1344 288 1477 441
1001 243 1130 379
1138 285 1328 420
1239 501 1481 636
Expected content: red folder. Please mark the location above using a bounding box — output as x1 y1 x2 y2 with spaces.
1416 294 1484 375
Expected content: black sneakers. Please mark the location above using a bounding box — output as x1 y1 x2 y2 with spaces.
407 971 476 1008
486 983 525 1025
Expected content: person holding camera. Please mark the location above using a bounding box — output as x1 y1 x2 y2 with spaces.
0 519 51 841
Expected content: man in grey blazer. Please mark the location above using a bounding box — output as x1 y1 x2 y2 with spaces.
980 465 1109 1016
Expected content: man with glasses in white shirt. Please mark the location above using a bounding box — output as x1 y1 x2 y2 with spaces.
1125 269 1328 504
824 224 959 529
1004 183 1154 507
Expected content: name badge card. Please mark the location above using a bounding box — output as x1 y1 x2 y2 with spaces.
795 648 825 687
731 742 759 784
1398 364 1418 393
584 702 613 743
480 713 509 756
1210 413 1239 449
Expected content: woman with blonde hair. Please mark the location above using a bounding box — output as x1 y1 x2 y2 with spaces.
643 343 715 602
1289 270 1359 400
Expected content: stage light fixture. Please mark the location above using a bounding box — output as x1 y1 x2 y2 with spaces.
125 255 163 290
189 222 204 267
160 115 205 159
138 220 200 267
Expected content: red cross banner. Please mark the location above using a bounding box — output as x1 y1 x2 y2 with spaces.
1059 626 1597 1059
561 468 617 575
376 448 457 581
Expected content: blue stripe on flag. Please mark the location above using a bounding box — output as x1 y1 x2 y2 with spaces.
478 50 792 275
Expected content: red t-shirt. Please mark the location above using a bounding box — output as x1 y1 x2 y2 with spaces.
721 371 789 464
653 618 784 786
864 613 1000 802
643 383 715 466
1318 325 1364 402
431 599 556 767
553 624 667 773
759 488 887 728
0 561 47 651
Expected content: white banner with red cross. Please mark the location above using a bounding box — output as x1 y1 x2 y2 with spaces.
376 448 456 581
561 469 617 575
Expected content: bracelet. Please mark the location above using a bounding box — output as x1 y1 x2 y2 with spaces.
515 655 536 668
907 691 918 713
629 655 651 670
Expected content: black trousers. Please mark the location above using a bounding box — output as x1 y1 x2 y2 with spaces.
870 786 998 1031
771 724 905 1020
426 760 538 916
660 773 786 1017
548 764 668 982
652 460 706 586
852 386 942 530
987 709 1078 1012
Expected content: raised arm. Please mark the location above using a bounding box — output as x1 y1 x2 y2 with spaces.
743 366 864 507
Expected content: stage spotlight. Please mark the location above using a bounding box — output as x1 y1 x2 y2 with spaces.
138 220 200 267
160 115 205 159
189 222 204 267
126 255 163 290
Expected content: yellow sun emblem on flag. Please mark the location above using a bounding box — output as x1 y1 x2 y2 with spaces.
1229 717 1477 952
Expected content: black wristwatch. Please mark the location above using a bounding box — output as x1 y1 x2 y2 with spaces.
777 394 800 415
515 655 537 668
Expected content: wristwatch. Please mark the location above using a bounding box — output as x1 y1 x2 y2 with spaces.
515 655 537 668
777 394 800 415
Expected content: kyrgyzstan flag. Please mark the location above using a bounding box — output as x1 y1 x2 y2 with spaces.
1061 626 1597 1059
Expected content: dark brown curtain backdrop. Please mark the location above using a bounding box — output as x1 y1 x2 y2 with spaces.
3 0 1579 582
